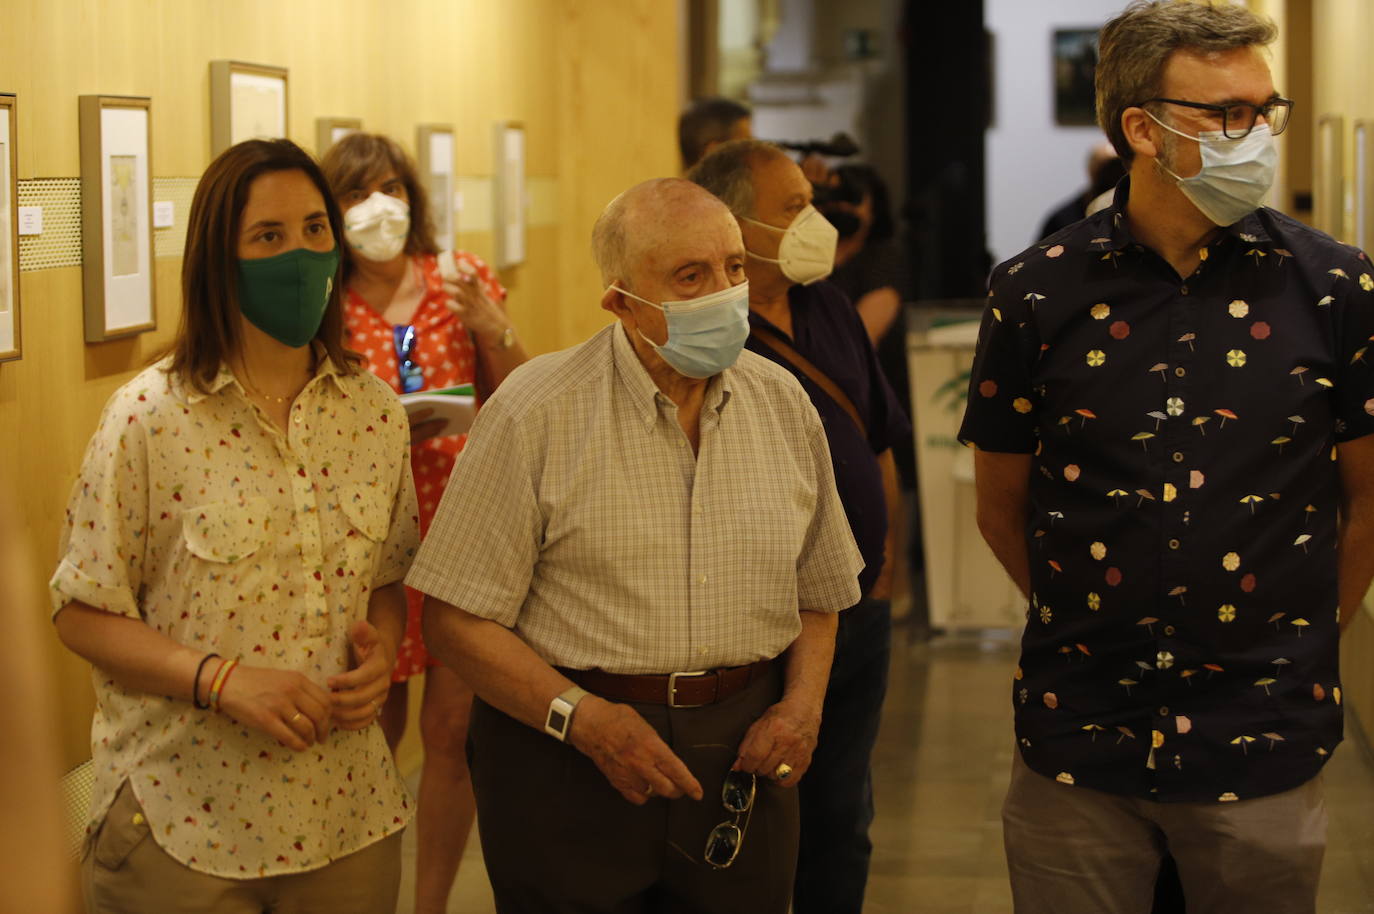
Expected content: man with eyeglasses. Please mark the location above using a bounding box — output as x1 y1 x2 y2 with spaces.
407 177 863 913
962 3 1374 912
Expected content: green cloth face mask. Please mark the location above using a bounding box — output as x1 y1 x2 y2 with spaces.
236 246 341 348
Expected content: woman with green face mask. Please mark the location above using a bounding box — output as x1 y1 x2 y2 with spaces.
51 139 419 914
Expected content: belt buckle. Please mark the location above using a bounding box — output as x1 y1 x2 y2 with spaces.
667 670 709 708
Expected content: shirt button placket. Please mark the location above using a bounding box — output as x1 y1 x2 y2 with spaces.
1161 282 1196 624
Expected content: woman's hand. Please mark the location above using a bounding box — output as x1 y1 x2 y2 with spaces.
217 664 334 751
407 407 447 445
327 619 396 730
442 274 510 347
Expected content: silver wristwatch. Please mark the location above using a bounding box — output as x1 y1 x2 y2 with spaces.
544 686 589 741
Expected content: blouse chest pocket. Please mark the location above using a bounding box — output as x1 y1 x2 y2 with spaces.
340 483 391 543
182 497 271 564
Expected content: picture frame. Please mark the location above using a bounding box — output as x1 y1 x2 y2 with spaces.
316 116 361 156
0 93 18 362
79 95 155 342
1354 120 1373 252
210 60 289 156
1315 114 1345 241
492 121 526 268
1053 28 1100 127
416 124 455 246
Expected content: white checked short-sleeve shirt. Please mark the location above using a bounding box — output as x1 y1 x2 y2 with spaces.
407 322 863 674
51 354 418 878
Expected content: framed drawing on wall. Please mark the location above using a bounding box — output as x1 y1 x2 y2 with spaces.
1315 114 1345 241
1053 28 1100 127
492 121 526 269
0 93 19 362
316 117 361 156
1354 120 1373 252
416 124 455 246
210 60 288 156
80 95 155 342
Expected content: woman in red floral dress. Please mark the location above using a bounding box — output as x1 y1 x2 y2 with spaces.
323 133 527 914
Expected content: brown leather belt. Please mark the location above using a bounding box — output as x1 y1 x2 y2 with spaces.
558 659 773 708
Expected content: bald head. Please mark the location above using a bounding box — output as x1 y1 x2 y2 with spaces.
591 178 740 289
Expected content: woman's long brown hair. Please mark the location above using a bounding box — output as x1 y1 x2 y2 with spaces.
167 138 362 394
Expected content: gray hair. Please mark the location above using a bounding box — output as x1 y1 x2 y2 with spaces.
1096 1 1277 163
591 177 718 287
591 189 631 286
686 139 788 218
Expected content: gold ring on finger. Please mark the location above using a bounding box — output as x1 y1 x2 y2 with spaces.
290 712 304 724
644 785 655 798
774 763 793 780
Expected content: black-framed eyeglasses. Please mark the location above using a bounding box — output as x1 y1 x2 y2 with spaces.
704 770 755 869
1141 96 1293 139
393 324 423 394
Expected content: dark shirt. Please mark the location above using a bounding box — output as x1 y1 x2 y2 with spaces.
830 237 909 304
1038 191 1090 241
747 281 911 596
832 238 920 490
958 179 1374 803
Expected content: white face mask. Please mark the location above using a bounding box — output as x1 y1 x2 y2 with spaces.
344 191 410 262
1147 111 1277 226
743 204 838 285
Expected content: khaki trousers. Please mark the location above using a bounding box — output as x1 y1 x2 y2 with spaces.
469 665 799 914
1003 751 1326 914
82 780 403 914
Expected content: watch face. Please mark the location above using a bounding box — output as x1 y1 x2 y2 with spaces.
548 709 568 732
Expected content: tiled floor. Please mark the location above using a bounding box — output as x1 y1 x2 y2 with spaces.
398 628 1374 913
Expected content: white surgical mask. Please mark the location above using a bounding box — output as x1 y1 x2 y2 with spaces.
344 192 410 262
611 282 751 379
743 205 838 285
1148 111 1277 227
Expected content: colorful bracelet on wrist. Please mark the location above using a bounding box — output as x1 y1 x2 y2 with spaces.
208 658 240 712
192 652 221 710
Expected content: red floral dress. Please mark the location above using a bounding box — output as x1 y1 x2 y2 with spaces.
343 250 507 680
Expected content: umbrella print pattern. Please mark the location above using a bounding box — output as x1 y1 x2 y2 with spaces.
957 192 1374 805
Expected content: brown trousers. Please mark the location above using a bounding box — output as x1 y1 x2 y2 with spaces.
82 780 403 914
468 666 799 914
1003 751 1327 914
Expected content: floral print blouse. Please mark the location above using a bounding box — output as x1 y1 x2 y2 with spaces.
50 352 419 877
959 180 1374 804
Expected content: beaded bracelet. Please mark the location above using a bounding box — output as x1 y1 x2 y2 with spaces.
192 652 221 710
208 658 240 712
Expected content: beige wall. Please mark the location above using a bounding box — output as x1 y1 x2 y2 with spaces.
0 0 680 769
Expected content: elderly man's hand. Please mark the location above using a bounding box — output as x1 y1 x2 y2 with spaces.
568 696 704 805
732 696 821 787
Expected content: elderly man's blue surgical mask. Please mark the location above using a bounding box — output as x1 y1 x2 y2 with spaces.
1147 110 1277 226
611 282 751 379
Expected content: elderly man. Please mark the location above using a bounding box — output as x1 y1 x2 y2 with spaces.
688 141 909 914
961 3 1374 912
407 177 862 913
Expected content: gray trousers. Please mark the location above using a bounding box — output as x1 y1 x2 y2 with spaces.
469 666 799 914
1003 751 1326 914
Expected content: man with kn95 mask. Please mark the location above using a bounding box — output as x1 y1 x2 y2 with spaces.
961 3 1374 912
689 140 910 914
406 177 863 913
